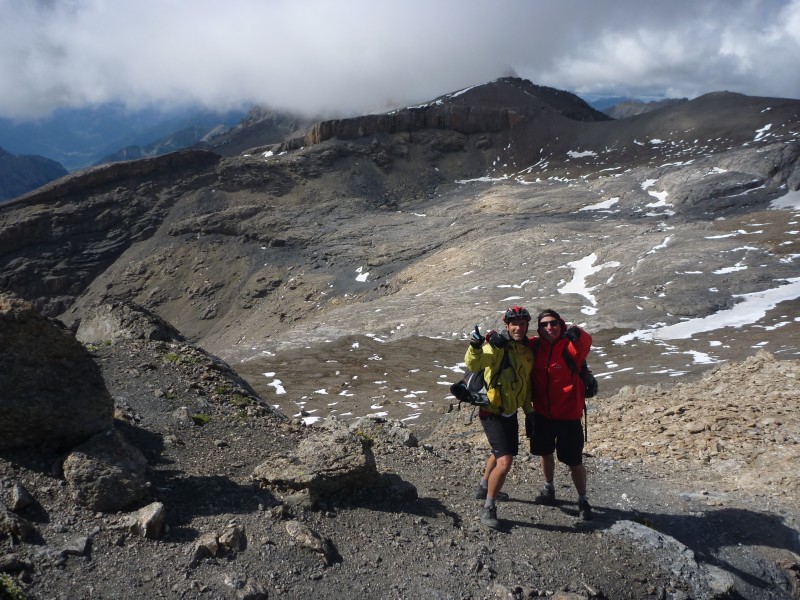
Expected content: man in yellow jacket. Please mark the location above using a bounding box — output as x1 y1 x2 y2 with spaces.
465 305 534 530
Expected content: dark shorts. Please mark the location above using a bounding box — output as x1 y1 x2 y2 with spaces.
529 412 584 466
479 411 519 458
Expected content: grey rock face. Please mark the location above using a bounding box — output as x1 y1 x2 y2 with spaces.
62 428 148 512
2 83 799 600
0 294 113 450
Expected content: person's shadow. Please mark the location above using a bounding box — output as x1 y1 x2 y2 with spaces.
502 496 800 596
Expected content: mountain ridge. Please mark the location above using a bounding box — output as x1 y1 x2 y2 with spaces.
1 77 800 599
0 146 67 202
2 79 798 359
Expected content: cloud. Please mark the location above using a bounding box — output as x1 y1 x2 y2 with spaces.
1 0 799 120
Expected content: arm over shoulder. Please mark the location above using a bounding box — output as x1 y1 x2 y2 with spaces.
565 326 592 363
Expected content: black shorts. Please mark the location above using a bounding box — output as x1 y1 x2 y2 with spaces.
479 411 519 458
529 412 584 466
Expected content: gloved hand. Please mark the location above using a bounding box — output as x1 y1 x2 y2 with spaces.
486 330 508 349
470 325 483 348
524 411 535 438
564 326 581 342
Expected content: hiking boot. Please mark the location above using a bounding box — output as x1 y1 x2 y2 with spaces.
534 485 556 505
578 498 592 521
474 485 510 501
479 505 500 530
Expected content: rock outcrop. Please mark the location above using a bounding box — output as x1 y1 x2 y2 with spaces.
252 418 379 507
0 294 112 450
75 301 184 344
288 77 609 150
6 149 219 209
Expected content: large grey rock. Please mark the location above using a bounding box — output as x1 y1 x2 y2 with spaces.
75 301 184 344
252 418 378 501
607 520 732 600
0 294 113 450
348 415 418 448
0 508 33 542
62 428 148 512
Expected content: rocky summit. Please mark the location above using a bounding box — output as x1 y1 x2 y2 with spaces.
1 77 800 599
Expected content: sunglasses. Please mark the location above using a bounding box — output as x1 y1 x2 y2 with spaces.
538 320 559 328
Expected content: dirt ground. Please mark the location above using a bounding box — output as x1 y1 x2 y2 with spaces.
2 332 800 599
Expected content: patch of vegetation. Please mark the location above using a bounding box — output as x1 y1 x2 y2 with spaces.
229 393 253 407
232 410 250 423
191 412 211 426
0 573 28 600
163 351 180 363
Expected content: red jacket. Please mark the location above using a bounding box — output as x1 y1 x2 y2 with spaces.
530 324 592 420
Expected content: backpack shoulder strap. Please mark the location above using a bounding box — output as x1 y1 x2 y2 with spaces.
561 345 580 373
487 347 511 390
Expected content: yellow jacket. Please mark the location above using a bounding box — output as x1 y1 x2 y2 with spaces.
465 340 534 415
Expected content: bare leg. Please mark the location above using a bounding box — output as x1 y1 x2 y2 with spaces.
482 454 497 482
570 463 587 496
540 453 555 483
487 455 513 498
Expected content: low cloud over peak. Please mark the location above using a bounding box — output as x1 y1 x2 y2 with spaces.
1 0 799 121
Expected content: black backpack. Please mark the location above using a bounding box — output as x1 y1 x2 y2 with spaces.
450 370 489 407
450 348 513 407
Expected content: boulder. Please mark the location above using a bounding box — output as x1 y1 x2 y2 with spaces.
252 418 378 503
0 509 33 542
62 428 148 512
348 415 418 448
75 301 184 344
0 294 113 450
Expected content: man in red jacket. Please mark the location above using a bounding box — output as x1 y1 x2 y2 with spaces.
527 308 593 520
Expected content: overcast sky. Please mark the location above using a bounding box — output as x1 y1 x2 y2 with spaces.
2 0 799 121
